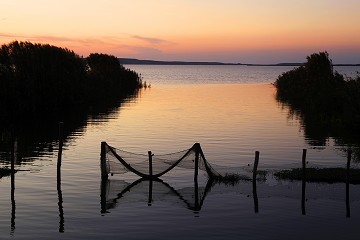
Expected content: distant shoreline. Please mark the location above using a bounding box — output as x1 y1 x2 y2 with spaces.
119 58 360 67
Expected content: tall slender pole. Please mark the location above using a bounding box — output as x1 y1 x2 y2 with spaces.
57 122 64 232
148 151 153 205
101 142 108 179
252 151 259 182
100 178 108 213
10 128 16 235
253 151 259 213
301 149 307 215
57 122 63 170
194 143 200 182
148 151 153 178
346 149 352 218
194 144 200 211
148 179 153 206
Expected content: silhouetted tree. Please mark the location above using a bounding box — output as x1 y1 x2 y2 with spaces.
0 41 142 121
0 41 87 110
86 53 142 102
274 52 360 155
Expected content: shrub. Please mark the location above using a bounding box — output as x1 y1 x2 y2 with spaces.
0 41 142 120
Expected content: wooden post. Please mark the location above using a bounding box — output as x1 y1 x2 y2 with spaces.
194 143 200 182
193 143 200 210
57 176 64 233
148 151 153 178
346 149 352 218
57 122 65 232
57 122 63 169
302 149 307 174
252 151 259 213
10 128 16 234
148 179 153 206
148 151 153 205
101 142 108 179
10 126 15 173
301 149 307 215
100 178 108 213
194 174 200 211
252 151 259 182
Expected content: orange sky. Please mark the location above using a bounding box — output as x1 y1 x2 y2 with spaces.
1 0 359 63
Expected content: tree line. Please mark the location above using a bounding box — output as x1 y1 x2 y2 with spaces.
0 41 144 121
274 52 360 153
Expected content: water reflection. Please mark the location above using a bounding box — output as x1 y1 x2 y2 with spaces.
0 90 141 167
6 131 66 234
3 147 359 237
276 94 360 161
100 172 359 219
100 177 215 213
10 139 16 235
57 122 64 233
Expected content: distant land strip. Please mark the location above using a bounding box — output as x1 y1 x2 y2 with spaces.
118 58 360 67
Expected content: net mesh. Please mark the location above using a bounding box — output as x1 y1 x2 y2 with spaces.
103 142 223 178
102 142 359 183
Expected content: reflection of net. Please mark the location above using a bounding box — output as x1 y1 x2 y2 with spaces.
101 177 360 215
101 178 209 213
103 142 223 178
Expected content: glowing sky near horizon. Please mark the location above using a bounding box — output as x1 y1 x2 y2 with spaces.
1 0 359 63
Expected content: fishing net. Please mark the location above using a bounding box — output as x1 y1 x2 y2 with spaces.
101 142 360 185
102 142 223 179
100 143 360 216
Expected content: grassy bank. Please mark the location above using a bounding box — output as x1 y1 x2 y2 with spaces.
0 168 12 178
274 168 360 184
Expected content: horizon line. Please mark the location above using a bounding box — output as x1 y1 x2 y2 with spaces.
118 58 360 67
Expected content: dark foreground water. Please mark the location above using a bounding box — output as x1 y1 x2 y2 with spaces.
1 65 360 239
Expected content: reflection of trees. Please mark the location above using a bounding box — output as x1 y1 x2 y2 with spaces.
279 99 360 161
274 52 360 161
0 89 140 166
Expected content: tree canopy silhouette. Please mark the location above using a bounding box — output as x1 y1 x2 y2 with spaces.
0 41 143 120
274 52 360 153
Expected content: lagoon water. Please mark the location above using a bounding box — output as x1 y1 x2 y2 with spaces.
1 65 360 239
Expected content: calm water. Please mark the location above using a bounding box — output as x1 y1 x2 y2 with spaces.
1 65 360 239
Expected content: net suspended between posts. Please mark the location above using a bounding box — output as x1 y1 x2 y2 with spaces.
101 142 223 179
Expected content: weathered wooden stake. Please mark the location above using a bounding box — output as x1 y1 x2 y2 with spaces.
57 122 65 232
252 151 260 182
148 151 153 205
252 151 259 213
100 142 108 179
193 144 200 210
57 122 64 169
346 149 352 218
100 178 108 214
194 143 200 182
10 128 16 234
10 127 15 173
148 151 153 178
148 178 153 206
301 149 307 215
302 149 307 174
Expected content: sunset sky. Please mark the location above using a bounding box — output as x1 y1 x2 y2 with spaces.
1 0 359 64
